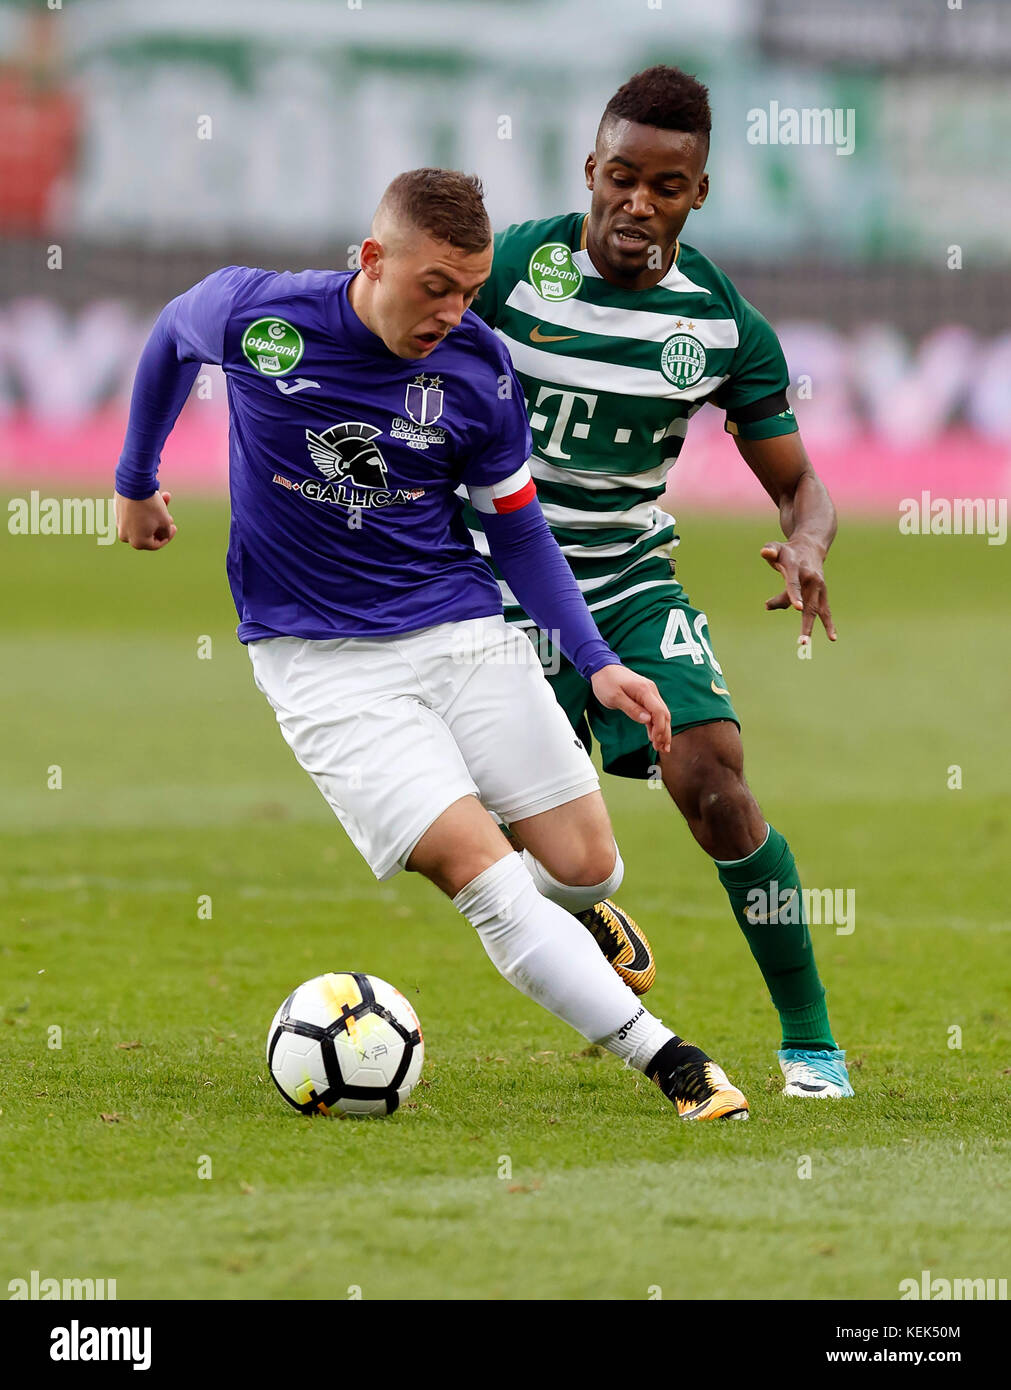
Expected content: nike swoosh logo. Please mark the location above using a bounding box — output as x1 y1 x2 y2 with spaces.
620 920 652 974
744 887 798 925
529 326 578 344
711 680 731 696
276 377 321 395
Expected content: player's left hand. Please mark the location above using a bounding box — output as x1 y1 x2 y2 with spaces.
115 489 177 550
590 665 672 754
760 539 837 642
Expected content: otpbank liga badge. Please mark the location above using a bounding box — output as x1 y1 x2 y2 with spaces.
528 242 583 301
390 374 447 450
242 317 305 376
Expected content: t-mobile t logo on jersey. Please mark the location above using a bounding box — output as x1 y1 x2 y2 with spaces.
527 386 597 459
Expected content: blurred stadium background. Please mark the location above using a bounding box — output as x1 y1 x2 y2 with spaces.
3 2 1009 1305
1 0 1008 513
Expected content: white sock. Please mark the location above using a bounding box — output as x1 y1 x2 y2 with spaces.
453 853 662 1045
521 844 624 914
598 1008 676 1070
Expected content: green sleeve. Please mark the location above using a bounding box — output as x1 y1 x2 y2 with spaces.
714 296 798 440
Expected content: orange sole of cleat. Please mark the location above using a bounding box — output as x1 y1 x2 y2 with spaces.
678 1093 751 1122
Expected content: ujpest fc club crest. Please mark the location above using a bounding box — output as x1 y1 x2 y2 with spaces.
390 375 448 451
404 374 444 427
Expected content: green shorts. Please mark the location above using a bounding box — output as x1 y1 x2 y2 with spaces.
531 581 740 779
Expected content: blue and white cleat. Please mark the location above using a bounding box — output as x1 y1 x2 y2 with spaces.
778 1048 854 1098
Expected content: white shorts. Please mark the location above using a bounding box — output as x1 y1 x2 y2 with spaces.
247 615 599 881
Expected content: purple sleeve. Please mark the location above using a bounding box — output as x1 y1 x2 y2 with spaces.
115 266 251 500
482 500 620 681
459 353 533 491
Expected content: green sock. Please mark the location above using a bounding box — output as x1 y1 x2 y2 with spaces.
715 825 837 1050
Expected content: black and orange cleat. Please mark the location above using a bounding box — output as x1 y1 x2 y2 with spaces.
576 899 656 995
648 1037 750 1121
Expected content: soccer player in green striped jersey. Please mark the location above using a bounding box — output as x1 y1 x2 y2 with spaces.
465 65 853 1099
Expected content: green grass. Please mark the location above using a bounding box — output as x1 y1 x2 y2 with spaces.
1 499 1009 1300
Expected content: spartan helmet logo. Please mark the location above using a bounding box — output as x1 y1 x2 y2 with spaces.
305 422 389 488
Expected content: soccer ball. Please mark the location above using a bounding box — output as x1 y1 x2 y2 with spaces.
266 972 423 1117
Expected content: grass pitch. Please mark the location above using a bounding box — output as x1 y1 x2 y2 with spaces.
1 499 1008 1300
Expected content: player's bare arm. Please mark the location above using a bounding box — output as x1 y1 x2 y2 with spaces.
734 430 838 642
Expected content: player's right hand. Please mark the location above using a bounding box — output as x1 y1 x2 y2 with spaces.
590 664 672 754
115 490 177 550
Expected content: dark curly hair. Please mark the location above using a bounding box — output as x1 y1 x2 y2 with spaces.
599 65 711 145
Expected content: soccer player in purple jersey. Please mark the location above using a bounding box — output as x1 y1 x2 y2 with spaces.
114 168 749 1120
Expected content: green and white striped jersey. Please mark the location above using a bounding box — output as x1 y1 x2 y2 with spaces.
463 211 798 619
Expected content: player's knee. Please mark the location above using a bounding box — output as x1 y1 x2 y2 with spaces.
698 778 751 832
521 840 623 915
563 838 623 892
665 737 747 825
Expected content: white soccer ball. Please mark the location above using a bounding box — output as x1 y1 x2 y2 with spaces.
266 972 424 1117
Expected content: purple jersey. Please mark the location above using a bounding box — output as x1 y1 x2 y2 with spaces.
117 266 619 678
119 265 539 639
